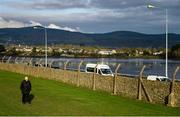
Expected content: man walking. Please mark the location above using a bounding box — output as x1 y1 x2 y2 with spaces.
20 76 31 104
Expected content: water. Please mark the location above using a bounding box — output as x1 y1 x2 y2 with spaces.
4 56 180 79
49 57 180 79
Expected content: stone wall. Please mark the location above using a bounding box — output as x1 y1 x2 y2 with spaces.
116 77 139 98
0 63 180 107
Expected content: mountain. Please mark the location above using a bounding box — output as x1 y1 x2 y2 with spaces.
0 26 180 48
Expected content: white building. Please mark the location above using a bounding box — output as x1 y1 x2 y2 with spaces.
23 47 33 52
153 51 163 55
98 50 116 55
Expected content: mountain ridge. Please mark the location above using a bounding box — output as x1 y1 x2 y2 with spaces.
0 26 180 48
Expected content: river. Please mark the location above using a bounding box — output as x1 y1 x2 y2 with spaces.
5 56 180 79
47 57 180 79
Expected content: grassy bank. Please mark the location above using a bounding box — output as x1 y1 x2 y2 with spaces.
0 70 179 116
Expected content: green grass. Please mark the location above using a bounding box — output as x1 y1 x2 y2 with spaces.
0 70 180 116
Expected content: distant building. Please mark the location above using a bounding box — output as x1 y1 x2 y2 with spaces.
153 51 163 55
98 50 116 55
15 48 24 52
136 50 143 55
23 47 32 52
41 47 53 52
36 48 41 52
58 48 63 53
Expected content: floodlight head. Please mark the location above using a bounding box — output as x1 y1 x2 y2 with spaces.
147 4 155 9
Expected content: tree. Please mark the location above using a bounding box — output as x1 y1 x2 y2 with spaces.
30 47 37 56
51 49 61 56
171 44 180 58
7 47 18 55
32 47 36 53
143 49 151 56
0 45 6 54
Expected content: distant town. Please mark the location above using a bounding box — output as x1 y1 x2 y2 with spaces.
0 44 179 59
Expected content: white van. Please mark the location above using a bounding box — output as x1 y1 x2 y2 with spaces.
85 63 114 77
147 75 170 81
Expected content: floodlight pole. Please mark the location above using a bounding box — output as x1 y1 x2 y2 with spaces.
165 9 168 77
147 5 168 77
44 27 48 67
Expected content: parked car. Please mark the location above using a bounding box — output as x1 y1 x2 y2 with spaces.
147 75 170 81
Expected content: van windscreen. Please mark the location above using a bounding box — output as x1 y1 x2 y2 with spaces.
101 69 111 74
86 67 94 72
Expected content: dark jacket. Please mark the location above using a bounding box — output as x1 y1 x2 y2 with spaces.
20 80 31 94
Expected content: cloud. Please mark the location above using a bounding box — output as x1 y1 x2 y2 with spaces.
31 0 89 10
0 17 43 28
3 0 180 10
1 0 90 10
48 23 81 32
0 0 180 33
29 21 42 26
0 17 81 32
0 17 24 28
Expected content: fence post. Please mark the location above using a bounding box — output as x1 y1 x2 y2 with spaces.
77 60 83 87
113 64 121 95
58 62 62 69
49 60 54 68
137 65 146 100
28 58 33 76
29 58 33 66
64 60 69 70
92 64 98 91
21 57 25 64
14 57 18 64
49 60 54 79
137 65 152 102
37 59 42 78
1 56 6 63
167 66 179 107
63 60 69 79
38 59 42 67
7 56 12 63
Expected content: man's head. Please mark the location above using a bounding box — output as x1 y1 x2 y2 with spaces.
25 76 28 81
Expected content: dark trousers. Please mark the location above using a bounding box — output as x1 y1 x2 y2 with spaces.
22 93 30 103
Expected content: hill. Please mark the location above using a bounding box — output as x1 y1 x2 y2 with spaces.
0 26 180 48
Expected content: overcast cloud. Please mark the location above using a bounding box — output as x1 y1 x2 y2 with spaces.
0 0 180 33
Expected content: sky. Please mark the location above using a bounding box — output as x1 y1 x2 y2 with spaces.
0 0 180 34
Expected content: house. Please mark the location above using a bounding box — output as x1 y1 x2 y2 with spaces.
23 47 32 52
153 51 163 55
98 50 117 55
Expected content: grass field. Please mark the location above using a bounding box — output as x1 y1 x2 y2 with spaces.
0 70 180 116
